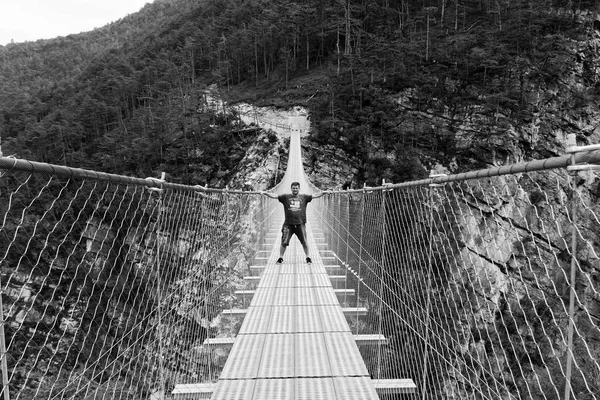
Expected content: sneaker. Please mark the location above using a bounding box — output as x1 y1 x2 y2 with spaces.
306 257 312 264
276 257 284 264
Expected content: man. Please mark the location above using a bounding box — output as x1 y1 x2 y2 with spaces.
261 182 326 264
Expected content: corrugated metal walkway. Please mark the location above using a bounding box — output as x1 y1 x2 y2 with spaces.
210 216 379 399
204 124 380 399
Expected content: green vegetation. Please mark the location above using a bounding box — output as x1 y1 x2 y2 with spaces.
1 0 598 186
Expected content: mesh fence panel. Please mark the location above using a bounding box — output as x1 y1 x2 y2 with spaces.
2 147 600 399
0 167 275 399
312 167 600 400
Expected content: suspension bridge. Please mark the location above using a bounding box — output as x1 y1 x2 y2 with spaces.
0 119 599 399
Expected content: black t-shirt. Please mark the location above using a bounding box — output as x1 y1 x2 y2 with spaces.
278 193 313 224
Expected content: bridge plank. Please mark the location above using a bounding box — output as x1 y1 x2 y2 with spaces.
172 378 418 399
373 378 418 394
202 333 389 348
220 306 368 318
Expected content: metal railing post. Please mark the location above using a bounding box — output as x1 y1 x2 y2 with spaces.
354 191 366 335
0 275 10 400
376 189 387 380
336 194 342 257
421 173 446 400
564 135 579 400
149 172 167 400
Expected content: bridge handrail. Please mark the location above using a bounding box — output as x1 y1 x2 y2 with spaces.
336 148 600 193
4 147 599 196
0 156 260 194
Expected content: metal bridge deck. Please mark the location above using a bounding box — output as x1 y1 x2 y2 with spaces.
210 222 380 400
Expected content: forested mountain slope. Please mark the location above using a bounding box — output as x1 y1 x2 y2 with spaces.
1 0 599 187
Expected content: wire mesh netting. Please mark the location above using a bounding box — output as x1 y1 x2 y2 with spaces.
313 167 600 399
1 146 600 399
0 166 276 399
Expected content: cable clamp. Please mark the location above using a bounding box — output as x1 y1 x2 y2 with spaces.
145 172 166 192
565 134 600 154
565 144 600 154
566 164 600 172
382 179 394 191
429 173 447 187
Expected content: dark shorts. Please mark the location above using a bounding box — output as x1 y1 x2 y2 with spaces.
281 224 307 246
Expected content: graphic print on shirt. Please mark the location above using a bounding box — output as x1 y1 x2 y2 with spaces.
279 193 311 225
289 197 302 212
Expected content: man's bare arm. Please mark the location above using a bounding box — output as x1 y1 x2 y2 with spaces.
312 191 328 199
261 191 279 199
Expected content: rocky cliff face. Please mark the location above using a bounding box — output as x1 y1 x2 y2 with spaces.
432 169 599 397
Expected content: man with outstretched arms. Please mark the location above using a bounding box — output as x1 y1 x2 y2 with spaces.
261 182 326 264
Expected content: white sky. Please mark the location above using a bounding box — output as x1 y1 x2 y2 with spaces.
0 0 153 46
